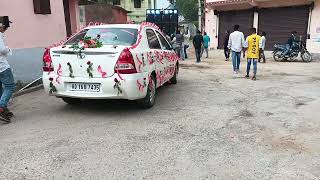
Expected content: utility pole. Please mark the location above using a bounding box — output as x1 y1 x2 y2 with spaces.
198 0 201 31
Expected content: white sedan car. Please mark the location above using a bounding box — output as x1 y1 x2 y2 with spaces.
42 23 179 108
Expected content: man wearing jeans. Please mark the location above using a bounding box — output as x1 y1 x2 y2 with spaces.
201 32 210 58
0 16 15 123
228 25 245 74
193 30 204 63
259 31 266 63
244 28 261 81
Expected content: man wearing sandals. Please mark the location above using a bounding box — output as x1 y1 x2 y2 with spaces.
244 28 261 81
0 16 14 123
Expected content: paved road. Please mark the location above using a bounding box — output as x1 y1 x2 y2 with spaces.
1 53 320 179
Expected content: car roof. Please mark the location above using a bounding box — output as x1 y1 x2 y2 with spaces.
84 24 142 30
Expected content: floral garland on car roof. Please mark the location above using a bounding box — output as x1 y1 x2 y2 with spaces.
47 22 106 50
70 36 103 54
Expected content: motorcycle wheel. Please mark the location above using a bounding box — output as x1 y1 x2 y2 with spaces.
301 51 312 62
273 50 283 62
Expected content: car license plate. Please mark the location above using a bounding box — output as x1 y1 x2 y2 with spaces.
69 83 101 92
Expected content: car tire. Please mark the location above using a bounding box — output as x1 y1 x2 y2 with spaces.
170 64 179 84
62 97 82 105
138 75 156 109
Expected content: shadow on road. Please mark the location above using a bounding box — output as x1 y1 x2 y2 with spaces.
54 83 178 115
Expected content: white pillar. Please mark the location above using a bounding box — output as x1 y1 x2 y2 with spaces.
198 0 202 30
253 11 259 31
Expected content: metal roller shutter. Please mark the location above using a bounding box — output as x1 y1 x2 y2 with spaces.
218 10 254 49
258 6 310 50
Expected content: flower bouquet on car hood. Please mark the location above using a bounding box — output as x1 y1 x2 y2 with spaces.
71 36 103 52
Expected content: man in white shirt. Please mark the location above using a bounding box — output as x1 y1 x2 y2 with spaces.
259 31 267 63
228 25 245 74
0 16 15 123
183 27 190 59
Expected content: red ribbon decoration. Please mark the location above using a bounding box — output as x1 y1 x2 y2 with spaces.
136 54 143 72
130 22 159 50
147 52 153 65
56 63 62 84
97 65 107 78
136 79 145 92
116 69 125 81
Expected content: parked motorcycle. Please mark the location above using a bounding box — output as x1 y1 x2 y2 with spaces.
273 36 312 62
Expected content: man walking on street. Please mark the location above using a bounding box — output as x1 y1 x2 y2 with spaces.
183 27 190 59
224 30 230 61
201 32 210 58
171 30 184 60
193 30 204 63
259 31 267 63
244 28 261 81
0 16 15 123
228 25 245 74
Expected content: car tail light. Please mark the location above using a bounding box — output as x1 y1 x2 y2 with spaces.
115 48 137 74
43 48 54 72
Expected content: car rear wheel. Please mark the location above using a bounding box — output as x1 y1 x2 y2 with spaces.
62 97 82 105
138 75 156 109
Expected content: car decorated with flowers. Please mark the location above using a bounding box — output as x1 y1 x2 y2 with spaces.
42 23 179 108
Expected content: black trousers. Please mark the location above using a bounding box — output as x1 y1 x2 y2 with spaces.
224 47 230 59
195 48 202 62
259 49 266 63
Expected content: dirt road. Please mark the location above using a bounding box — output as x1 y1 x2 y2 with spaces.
1 51 320 179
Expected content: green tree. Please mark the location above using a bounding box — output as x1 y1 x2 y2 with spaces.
175 0 204 22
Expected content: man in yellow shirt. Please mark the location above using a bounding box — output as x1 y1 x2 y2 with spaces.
244 28 261 81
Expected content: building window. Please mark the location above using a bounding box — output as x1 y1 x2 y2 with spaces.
146 29 161 49
33 0 51 14
113 0 120 5
134 0 141 8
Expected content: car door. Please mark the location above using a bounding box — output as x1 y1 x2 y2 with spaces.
145 28 165 87
154 30 176 84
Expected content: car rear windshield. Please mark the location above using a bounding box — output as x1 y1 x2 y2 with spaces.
65 28 138 46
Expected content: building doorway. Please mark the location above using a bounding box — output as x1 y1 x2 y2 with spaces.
218 9 254 49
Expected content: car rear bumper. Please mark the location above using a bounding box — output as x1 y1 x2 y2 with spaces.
42 72 149 100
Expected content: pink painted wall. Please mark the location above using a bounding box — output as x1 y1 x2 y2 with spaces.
307 0 320 53
0 0 78 49
205 9 218 49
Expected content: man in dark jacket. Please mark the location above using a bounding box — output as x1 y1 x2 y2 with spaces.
283 31 298 56
193 30 204 63
171 30 184 60
224 30 230 61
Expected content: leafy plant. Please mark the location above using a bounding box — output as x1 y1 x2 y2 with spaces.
67 62 74 78
86 61 94 78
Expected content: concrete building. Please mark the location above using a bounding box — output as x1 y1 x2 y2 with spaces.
112 0 155 22
0 0 80 82
205 0 320 54
79 4 128 27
